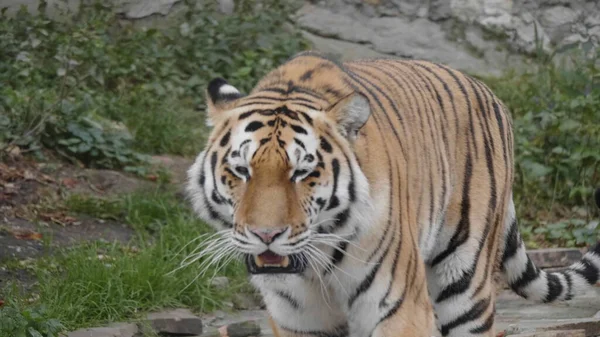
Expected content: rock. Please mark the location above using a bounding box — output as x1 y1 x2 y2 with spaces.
508 330 586 337
539 6 582 43
67 323 137 337
232 293 263 310
428 0 451 21
117 0 182 19
143 308 203 335
295 4 377 44
107 322 138 337
537 319 600 337
526 248 583 269
510 14 552 54
585 13 600 27
300 30 390 62
210 276 230 289
218 0 234 15
539 6 581 29
76 169 154 195
200 320 261 337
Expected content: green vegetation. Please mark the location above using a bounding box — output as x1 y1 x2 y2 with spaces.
0 304 65 337
0 0 308 169
0 0 306 335
483 52 600 248
2 189 249 333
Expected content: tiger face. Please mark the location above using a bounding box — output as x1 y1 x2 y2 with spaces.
187 77 373 275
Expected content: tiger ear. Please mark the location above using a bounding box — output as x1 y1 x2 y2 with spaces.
205 78 244 126
327 93 371 141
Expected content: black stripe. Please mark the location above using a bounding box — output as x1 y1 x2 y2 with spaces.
219 130 231 147
436 206 493 303
299 111 314 125
300 69 313 81
239 109 261 120
572 256 600 284
327 159 341 210
412 62 460 146
278 323 348 337
320 136 333 153
347 258 381 308
236 100 278 108
430 151 472 267
501 218 519 265
467 79 498 214
510 258 539 297
245 121 265 132
440 297 490 336
377 292 404 325
434 63 478 156
274 290 301 310
469 312 494 334
348 226 394 308
290 124 308 134
291 102 320 110
294 138 306 150
324 241 348 275
544 273 563 302
564 271 573 300
346 67 407 157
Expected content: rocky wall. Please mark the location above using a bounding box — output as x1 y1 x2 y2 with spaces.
293 0 600 76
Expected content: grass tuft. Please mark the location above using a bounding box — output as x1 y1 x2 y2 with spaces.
2 190 248 331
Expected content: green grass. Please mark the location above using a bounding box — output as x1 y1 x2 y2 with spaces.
0 0 309 169
1 189 248 333
480 51 600 248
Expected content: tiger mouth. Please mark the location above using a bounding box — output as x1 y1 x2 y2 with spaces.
245 251 306 274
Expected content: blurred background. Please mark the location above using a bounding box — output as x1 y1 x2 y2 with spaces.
0 0 599 336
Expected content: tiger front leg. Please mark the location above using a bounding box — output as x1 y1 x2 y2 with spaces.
347 292 436 337
343 267 436 337
252 274 349 337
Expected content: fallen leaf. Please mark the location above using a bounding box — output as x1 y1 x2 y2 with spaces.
8 145 21 156
39 211 76 226
40 174 55 183
61 177 78 188
23 170 36 180
11 228 43 240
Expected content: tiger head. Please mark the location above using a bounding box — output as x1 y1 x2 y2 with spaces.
187 55 374 275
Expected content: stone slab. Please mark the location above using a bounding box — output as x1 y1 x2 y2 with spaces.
67 323 137 337
508 330 586 337
527 248 584 269
144 308 203 335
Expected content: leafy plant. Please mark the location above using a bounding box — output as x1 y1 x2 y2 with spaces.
0 303 66 337
0 0 309 166
482 49 600 247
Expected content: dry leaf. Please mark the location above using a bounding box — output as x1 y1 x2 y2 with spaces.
23 170 36 180
12 228 43 240
61 177 78 188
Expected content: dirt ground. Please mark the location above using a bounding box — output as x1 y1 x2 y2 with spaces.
0 152 193 292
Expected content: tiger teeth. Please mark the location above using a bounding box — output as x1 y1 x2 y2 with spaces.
254 255 289 268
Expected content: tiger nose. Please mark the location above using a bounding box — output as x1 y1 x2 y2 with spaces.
249 227 287 244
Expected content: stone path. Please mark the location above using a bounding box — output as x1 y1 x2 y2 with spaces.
197 287 600 337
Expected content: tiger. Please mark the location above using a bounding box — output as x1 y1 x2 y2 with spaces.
185 51 600 337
